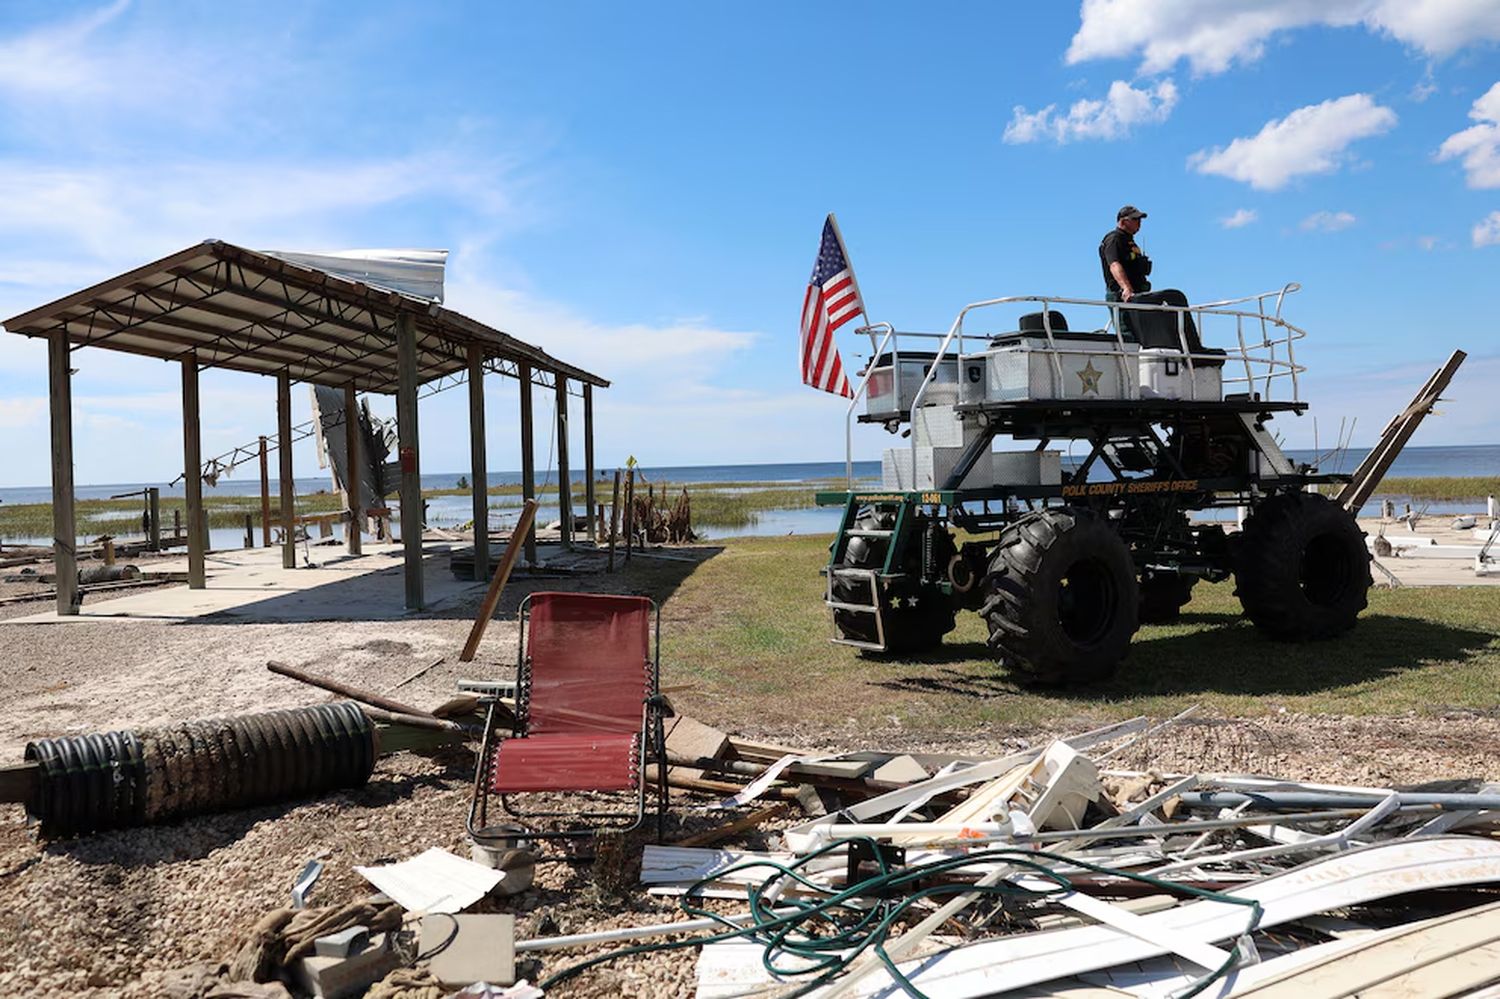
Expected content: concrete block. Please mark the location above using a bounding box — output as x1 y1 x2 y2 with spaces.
291 931 399 999
313 925 369 958
420 913 516 988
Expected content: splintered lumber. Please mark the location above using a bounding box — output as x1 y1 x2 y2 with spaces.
267 660 439 719
459 498 539 662
672 803 790 848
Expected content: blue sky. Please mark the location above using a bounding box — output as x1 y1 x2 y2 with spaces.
0 1 1497 488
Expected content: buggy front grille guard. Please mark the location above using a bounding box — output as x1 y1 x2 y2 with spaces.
841 285 1308 488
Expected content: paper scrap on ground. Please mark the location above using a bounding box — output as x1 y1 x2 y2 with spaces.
354 848 504 914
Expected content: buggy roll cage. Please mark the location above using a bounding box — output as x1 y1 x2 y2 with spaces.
841 284 1309 487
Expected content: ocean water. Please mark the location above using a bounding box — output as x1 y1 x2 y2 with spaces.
2 445 1495 544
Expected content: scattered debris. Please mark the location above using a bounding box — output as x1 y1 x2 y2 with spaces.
353 848 505 914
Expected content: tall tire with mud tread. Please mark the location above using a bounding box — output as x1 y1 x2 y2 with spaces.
1234 491 1370 640
980 508 1139 683
831 507 955 655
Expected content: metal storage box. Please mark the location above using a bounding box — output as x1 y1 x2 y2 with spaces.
965 333 1139 403
1138 348 1223 401
865 352 958 418
882 446 994 490
992 450 1063 486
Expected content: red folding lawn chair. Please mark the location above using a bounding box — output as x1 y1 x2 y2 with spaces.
467 591 669 842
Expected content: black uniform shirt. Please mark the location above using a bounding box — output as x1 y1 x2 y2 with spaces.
1099 228 1151 297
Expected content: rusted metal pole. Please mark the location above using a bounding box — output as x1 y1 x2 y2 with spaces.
518 362 537 567
277 372 295 569
344 383 362 556
183 352 206 589
459 499 539 662
583 383 596 542
47 330 77 616
608 470 621 572
467 344 489 581
624 467 636 562
258 436 271 547
555 378 571 549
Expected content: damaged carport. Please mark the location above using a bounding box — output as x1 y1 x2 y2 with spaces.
2 238 608 616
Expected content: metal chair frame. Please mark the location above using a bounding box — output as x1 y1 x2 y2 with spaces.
467 592 669 842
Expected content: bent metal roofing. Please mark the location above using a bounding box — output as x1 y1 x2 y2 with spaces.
1 239 608 394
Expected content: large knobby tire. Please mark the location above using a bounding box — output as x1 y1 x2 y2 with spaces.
1137 571 1197 625
1234 492 1370 640
831 507 955 655
981 508 1139 683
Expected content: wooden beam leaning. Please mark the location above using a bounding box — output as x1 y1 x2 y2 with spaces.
48 331 78 615
182 352 206 589
556 377 572 548
277 371 296 570
396 312 424 610
343 383 362 556
467 344 488 581
584 383 596 542
460 498 539 662
518 361 537 566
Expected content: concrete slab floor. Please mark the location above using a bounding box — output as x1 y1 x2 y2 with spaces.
1 541 488 624
1364 515 1500 588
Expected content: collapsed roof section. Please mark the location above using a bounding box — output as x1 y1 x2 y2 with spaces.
1 239 607 394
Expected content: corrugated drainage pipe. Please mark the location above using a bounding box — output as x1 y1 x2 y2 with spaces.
24 701 375 838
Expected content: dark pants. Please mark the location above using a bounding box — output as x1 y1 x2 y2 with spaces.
1108 288 1202 352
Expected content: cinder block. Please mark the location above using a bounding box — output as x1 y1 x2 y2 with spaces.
292 931 399 999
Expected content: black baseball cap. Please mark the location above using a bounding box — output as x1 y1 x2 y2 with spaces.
1117 205 1147 220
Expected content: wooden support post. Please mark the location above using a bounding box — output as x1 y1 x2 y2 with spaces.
583 383 596 542
243 514 254 549
174 508 182 539
343 383 362 556
182 352 206 589
555 377 572 548
396 312 424 610
624 467 636 562
608 469 621 572
277 371 296 570
518 362 536 567
147 487 160 551
467 344 489 581
258 435 271 547
47 331 78 616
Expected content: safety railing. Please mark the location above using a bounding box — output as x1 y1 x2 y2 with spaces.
839 285 1308 487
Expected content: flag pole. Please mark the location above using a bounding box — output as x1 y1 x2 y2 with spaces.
827 212 869 488
826 212 869 332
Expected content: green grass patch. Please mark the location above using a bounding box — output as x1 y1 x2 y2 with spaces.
661 533 1500 735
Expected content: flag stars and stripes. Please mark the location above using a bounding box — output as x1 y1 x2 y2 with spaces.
799 216 864 398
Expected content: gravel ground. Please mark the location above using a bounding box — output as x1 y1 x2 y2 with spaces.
5 551 1500 997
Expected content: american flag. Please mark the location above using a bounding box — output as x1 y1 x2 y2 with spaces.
799 215 863 397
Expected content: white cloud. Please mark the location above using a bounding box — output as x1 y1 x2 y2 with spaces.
1474 211 1500 247
0 154 521 264
0 395 45 430
1003 79 1178 144
0 1 132 100
1188 94 1397 190
1220 208 1258 228
1436 81 1500 188
1417 234 1441 250
1067 0 1500 76
1300 210 1357 232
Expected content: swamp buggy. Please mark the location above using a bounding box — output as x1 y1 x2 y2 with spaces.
817 284 1372 682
